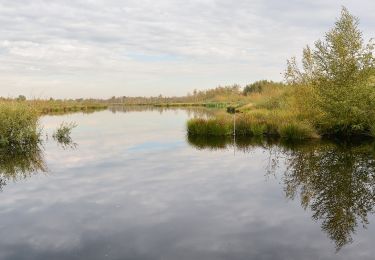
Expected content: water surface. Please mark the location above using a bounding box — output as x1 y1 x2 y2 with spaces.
0 107 374 260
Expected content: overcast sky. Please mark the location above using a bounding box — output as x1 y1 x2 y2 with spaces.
0 0 374 98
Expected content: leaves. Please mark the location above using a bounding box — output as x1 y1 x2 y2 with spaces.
286 7 375 136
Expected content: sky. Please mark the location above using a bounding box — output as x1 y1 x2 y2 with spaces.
0 0 374 99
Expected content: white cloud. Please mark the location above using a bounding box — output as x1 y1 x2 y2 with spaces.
0 0 374 98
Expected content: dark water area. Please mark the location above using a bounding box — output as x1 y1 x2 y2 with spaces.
0 107 375 260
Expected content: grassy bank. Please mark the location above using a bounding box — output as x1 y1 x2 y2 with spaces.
30 100 108 114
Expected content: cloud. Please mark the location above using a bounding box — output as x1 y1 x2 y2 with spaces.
0 0 374 98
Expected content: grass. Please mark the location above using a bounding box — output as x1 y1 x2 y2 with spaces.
187 108 319 141
0 100 82 150
187 117 233 136
279 122 319 141
0 102 40 150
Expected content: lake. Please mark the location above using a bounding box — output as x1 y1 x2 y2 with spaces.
0 107 375 260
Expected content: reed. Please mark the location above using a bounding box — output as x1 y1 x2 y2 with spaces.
187 117 233 136
0 102 40 150
187 110 319 140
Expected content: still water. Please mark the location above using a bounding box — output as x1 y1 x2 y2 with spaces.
0 107 375 260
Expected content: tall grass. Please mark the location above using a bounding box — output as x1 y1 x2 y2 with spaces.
0 102 40 150
187 110 319 140
187 117 233 136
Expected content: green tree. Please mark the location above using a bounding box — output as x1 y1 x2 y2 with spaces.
16 95 26 101
286 7 375 136
243 80 284 95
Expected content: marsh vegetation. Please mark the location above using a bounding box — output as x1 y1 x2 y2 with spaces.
187 8 375 140
0 102 40 150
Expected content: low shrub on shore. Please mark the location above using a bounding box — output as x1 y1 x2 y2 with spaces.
0 102 40 150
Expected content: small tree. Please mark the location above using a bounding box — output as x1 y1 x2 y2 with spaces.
16 95 26 101
286 7 375 136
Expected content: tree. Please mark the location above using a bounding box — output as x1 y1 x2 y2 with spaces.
286 7 375 136
16 95 26 101
243 80 284 95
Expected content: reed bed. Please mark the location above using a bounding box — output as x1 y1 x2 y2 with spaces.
187 110 319 141
0 102 40 150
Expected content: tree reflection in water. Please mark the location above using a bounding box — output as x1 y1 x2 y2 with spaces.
187 135 375 250
282 141 375 250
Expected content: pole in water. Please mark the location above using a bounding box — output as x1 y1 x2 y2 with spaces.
233 115 236 156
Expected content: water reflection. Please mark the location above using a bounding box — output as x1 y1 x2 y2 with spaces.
0 145 47 191
187 135 279 151
0 126 79 191
187 135 375 250
282 141 375 250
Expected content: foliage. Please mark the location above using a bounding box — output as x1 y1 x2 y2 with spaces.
0 102 40 150
17 95 26 101
285 7 375 136
243 80 285 95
